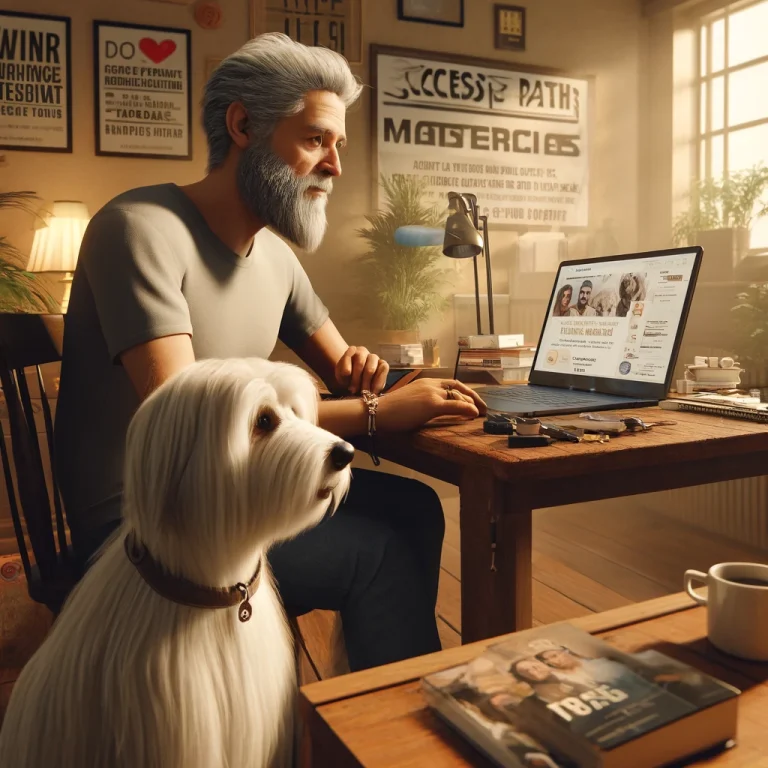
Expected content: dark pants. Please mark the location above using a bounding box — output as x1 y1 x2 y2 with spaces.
72 469 445 672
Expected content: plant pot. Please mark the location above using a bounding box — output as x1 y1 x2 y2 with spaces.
377 330 420 345
696 228 750 282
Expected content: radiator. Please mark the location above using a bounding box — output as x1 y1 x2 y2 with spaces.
646 479 768 550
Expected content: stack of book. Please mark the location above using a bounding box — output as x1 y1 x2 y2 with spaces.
379 343 424 367
422 622 739 768
456 344 536 385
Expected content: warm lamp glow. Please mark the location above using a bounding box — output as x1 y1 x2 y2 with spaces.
27 201 90 312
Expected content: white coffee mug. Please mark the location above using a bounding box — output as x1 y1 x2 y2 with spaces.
684 561 768 661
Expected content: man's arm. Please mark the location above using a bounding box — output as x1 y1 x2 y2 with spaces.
292 317 348 392
294 318 389 395
120 333 195 401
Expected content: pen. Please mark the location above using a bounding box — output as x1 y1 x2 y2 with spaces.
540 423 581 443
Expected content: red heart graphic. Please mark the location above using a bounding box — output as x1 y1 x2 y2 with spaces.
139 38 177 64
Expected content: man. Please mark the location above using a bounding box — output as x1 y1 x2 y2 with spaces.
536 647 597 688
54 33 485 672
567 279 597 316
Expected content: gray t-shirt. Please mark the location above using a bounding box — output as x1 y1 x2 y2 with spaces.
54 183 329 533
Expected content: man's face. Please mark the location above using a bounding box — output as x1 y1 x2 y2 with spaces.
541 649 579 670
237 90 346 252
516 658 552 682
578 284 592 307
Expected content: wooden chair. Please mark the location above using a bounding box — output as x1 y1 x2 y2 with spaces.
0 313 338 682
0 313 76 614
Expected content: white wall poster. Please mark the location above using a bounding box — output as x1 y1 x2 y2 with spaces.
372 46 590 228
0 11 71 152
94 21 191 159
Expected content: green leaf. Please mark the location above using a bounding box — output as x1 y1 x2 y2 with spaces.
0 191 56 312
355 175 453 332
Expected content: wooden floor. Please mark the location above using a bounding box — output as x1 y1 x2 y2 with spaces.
434 495 768 649
293 490 768 681
3 495 768 698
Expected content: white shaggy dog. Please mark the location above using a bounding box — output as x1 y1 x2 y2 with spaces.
0 358 353 768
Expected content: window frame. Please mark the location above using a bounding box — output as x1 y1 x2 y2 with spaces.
697 0 768 180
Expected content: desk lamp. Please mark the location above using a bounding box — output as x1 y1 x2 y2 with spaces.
442 192 496 337
27 201 90 312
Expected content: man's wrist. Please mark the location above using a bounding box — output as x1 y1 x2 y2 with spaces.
317 396 368 437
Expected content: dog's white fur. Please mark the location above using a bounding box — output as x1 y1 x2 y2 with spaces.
0 358 352 768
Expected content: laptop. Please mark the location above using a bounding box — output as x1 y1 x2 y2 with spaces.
477 246 703 417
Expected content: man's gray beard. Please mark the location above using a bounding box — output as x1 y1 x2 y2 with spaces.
237 142 331 252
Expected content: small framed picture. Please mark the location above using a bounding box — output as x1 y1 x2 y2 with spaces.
250 0 362 64
397 0 464 28
495 4 526 51
93 20 192 160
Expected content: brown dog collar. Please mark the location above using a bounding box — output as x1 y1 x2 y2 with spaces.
124 530 261 622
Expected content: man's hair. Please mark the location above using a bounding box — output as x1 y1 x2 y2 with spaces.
580 280 593 290
202 33 364 170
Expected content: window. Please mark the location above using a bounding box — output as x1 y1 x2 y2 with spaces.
698 0 768 248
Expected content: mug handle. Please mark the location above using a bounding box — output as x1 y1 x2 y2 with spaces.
684 569 708 605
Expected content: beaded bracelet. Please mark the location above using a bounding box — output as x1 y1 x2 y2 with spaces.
360 390 380 466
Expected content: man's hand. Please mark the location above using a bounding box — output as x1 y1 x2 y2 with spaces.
377 378 487 432
335 346 389 394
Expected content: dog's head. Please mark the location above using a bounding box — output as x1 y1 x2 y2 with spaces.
122 359 352 583
590 289 618 317
620 273 644 302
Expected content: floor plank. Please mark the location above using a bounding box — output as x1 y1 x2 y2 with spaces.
295 610 339 682
436 569 461 634
531 549 632 614
437 618 460 650
533 527 670 602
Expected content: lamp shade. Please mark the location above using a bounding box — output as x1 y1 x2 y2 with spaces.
442 193 483 259
27 201 90 273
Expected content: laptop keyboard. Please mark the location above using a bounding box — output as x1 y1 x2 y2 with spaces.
480 385 639 409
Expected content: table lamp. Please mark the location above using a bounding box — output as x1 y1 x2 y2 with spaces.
27 201 90 312
442 192 496 337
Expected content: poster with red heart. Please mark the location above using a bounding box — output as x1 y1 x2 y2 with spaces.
94 20 191 159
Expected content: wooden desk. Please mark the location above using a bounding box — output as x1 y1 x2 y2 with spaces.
364 405 768 642
301 594 768 767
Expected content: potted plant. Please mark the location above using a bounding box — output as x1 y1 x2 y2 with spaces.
672 165 768 281
0 191 55 312
730 282 768 389
356 175 450 345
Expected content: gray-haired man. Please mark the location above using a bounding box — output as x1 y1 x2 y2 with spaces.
55 33 485 671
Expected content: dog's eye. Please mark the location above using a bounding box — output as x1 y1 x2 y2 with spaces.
255 410 278 433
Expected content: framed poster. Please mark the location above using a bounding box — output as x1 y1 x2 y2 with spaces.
371 45 591 229
495 4 526 51
249 0 361 65
93 21 191 159
0 11 72 153
397 0 464 27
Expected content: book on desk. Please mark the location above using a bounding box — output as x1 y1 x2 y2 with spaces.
661 391 768 423
422 623 739 768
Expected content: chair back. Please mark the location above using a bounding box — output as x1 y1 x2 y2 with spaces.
0 313 75 611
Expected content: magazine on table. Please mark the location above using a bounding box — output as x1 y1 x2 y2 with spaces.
421 624 739 768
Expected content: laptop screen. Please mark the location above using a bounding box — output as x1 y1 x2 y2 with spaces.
529 247 702 398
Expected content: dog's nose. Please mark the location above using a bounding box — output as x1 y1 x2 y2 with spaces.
329 441 355 470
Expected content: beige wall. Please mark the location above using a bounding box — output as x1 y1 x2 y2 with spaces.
1 0 646 357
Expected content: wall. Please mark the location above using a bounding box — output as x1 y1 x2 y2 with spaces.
1 0 646 360
0 0 658 543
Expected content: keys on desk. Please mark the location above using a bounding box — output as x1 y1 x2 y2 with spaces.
623 416 678 431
